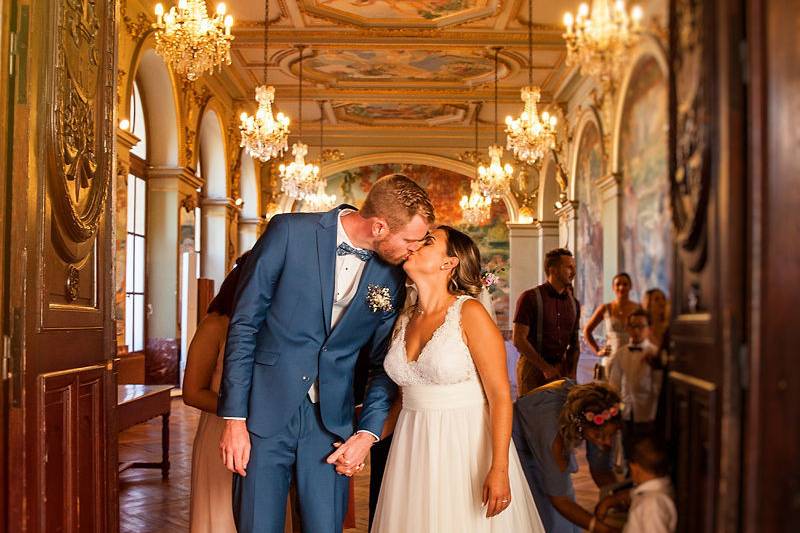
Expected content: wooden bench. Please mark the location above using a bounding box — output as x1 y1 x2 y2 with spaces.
117 384 174 479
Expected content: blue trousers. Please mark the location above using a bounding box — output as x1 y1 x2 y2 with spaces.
232 397 350 533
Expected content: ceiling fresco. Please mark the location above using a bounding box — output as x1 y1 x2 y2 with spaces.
302 49 506 87
299 0 499 28
334 102 468 125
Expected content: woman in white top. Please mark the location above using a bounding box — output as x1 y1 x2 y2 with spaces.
371 226 543 533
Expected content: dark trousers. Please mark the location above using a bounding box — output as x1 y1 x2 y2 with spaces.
367 435 392 529
233 397 350 533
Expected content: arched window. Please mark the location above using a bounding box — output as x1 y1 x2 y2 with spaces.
125 81 147 352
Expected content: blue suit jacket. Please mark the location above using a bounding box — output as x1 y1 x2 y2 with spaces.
217 206 404 440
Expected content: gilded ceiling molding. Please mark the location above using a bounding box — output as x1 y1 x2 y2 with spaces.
120 0 152 40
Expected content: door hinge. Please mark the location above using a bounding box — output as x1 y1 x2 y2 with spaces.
1 334 11 380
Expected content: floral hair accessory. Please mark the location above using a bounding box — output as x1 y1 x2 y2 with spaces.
583 402 624 426
480 266 506 290
366 285 394 313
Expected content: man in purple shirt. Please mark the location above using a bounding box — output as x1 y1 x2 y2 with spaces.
513 248 581 396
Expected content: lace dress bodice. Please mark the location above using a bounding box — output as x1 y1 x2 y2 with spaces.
384 295 479 386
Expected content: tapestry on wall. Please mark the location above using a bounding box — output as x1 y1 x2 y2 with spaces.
620 58 672 301
312 164 511 328
574 122 606 356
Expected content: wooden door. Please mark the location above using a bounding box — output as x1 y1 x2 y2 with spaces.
743 0 800 530
666 0 747 530
3 0 118 531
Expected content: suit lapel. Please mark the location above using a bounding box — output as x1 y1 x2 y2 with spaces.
316 209 339 335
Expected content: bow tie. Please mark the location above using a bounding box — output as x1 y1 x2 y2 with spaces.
628 346 643 352
337 242 374 262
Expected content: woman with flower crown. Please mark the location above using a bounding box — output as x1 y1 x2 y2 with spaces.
512 381 624 533
371 226 544 532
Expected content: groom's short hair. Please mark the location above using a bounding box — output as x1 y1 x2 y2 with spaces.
361 174 435 229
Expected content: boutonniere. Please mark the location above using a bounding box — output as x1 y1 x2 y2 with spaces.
366 285 394 313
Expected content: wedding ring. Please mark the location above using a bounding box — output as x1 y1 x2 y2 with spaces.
501 498 510 503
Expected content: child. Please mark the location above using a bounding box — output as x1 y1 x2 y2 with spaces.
595 435 677 533
607 309 665 427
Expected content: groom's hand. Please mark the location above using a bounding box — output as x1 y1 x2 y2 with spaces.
220 419 251 476
326 432 376 476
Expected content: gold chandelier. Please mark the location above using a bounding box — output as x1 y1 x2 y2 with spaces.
478 48 514 199
505 0 558 165
239 0 290 162
563 1 643 84
280 46 319 199
302 101 337 212
461 105 492 226
153 1 234 81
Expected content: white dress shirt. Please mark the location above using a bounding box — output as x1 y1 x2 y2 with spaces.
623 477 677 533
607 339 664 423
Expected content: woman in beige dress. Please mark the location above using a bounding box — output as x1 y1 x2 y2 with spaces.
183 253 293 533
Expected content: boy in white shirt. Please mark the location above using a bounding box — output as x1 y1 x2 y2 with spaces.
607 309 665 426
595 435 677 533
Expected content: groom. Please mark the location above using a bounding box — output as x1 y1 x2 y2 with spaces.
218 174 435 532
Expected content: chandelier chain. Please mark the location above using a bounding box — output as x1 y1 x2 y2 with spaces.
264 0 269 85
528 0 533 87
493 48 499 146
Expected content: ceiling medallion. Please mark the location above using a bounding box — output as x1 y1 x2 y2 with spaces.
563 1 644 88
506 0 558 166
239 0 290 162
477 48 513 199
279 46 320 200
153 0 234 81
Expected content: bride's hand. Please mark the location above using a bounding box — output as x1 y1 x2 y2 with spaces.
482 466 511 518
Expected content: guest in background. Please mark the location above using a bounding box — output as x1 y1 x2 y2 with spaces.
583 273 641 378
183 253 293 533
607 309 665 435
642 288 669 348
513 248 581 396
513 381 621 533
595 435 677 533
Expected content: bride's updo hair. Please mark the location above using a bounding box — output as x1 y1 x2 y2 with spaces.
439 226 483 298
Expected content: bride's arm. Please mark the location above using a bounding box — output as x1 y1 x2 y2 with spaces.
379 391 402 439
461 299 513 518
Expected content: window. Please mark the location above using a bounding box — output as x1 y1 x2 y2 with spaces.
130 81 147 159
125 157 147 352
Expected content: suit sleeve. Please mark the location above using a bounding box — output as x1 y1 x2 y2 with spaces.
356 285 403 437
217 215 290 418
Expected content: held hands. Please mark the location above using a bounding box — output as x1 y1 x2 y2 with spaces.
220 419 251 476
326 432 376 477
482 466 511 518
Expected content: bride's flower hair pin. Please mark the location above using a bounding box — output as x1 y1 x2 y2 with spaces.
366 285 394 313
480 266 506 290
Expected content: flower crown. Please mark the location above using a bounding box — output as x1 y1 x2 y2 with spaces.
583 403 623 426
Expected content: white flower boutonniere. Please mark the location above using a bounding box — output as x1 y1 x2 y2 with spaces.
366 284 394 313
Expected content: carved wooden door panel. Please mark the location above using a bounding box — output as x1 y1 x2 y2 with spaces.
5 0 118 531
667 0 746 531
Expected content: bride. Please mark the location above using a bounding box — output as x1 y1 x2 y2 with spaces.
371 226 544 532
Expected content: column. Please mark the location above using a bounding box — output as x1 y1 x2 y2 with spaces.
146 166 202 384
596 173 622 302
238 216 263 253
508 223 539 331
555 200 579 252
201 197 234 291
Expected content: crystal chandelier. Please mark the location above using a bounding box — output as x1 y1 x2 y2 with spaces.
478 48 514 199
563 1 643 84
153 1 234 81
460 181 492 226
280 46 320 199
303 180 337 212
505 1 558 165
461 104 492 226
239 0 290 162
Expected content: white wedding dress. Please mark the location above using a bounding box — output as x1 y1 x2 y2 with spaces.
372 295 545 533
